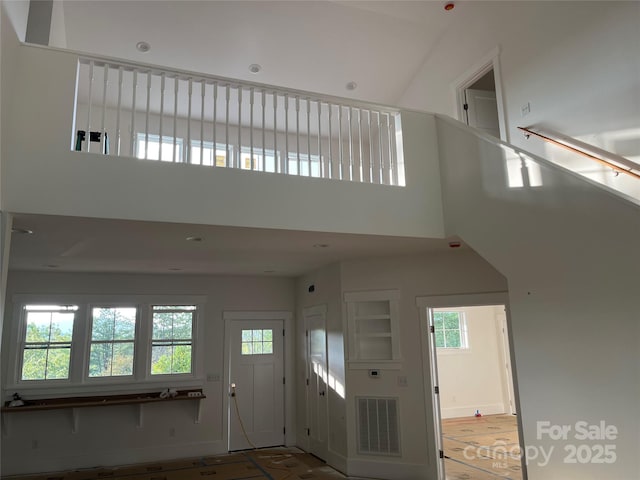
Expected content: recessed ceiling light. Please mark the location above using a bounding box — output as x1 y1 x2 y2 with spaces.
263 269 275 274
45 264 59 268
168 267 182 271
136 41 151 53
313 243 330 248
186 236 203 242
12 228 33 235
444 2 455 11
346 81 357 91
249 64 262 74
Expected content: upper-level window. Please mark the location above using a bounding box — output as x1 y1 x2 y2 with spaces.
191 141 229 167
151 305 195 375
136 133 183 162
287 152 321 177
433 311 469 349
89 307 137 378
21 305 78 381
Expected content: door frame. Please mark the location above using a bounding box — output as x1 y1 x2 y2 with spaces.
451 46 509 142
416 292 527 480
303 304 329 459
223 311 295 450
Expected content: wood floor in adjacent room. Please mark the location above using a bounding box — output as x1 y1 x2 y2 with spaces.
442 414 523 480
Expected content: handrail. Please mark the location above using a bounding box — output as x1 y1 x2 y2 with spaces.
518 126 640 180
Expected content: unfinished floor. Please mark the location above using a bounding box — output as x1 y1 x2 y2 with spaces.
442 414 523 480
1 448 348 480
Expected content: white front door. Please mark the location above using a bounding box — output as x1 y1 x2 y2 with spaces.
305 305 328 460
228 319 284 451
465 88 500 138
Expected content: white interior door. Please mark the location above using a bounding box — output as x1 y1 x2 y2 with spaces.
305 305 328 460
465 88 500 138
228 319 284 451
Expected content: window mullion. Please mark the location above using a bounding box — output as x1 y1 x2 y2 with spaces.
73 304 90 383
136 304 151 381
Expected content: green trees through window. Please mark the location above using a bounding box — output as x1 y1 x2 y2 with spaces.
89 307 136 377
17 302 197 385
21 306 77 381
151 306 194 375
433 311 467 349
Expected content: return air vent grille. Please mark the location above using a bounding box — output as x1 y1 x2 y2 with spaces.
357 397 401 456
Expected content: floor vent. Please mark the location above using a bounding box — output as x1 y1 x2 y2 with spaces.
357 397 401 455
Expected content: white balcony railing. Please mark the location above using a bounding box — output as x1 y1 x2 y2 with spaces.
73 57 405 186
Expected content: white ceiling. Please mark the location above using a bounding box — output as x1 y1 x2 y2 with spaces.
58 0 461 105
16 2 470 277
10 214 462 277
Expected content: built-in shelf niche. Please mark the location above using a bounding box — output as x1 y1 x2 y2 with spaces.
345 290 401 368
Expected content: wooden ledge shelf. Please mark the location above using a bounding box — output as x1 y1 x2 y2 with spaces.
1 389 205 435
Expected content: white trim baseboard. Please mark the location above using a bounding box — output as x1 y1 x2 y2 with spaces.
347 457 428 480
440 403 506 420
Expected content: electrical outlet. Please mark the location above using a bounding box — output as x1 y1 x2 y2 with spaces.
32 439 39 449
397 375 408 387
521 102 531 117
169 427 176 437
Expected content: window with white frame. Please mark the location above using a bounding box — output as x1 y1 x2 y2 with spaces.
241 147 278 172
151 305 195 375
433 311 469 349
11 297 202 391
88 307 137 378
136 133 183 162
191 141 230 167
287 152 321 177
20 305 78 381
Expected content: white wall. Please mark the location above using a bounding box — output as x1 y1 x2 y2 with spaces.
399 2 640 161
338 251 507 479
1 0 28 43
3 45 444 240
436 305 507 419
1 270 295 475
436 116 640 479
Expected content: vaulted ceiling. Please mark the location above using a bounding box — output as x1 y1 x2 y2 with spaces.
56 0 462 105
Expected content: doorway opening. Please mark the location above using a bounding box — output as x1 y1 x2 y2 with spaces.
453 48 508 142
418 293 526 480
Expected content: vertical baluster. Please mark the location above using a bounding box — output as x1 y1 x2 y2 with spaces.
368 109 373 183
85 60 94 153
213 82 218 166
187 78 193 164
348 106 354 181
307 98 312 176
250 87 254 170
391 113 400 185
158 73 165 161
378 111 384 184
237 87 242 169
284 94 289 174
172 76 178 162
338 105 344 180
225 85 230 167
358 108 364 183
144 71 151 159
200 80 205 165
296 96 301 176
387 113 396 185
100 64 109 155
328 103 333 179
129 69 138 157
317 101 323 178
115 67 123 156
273 93 279 173
262 90 266 172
